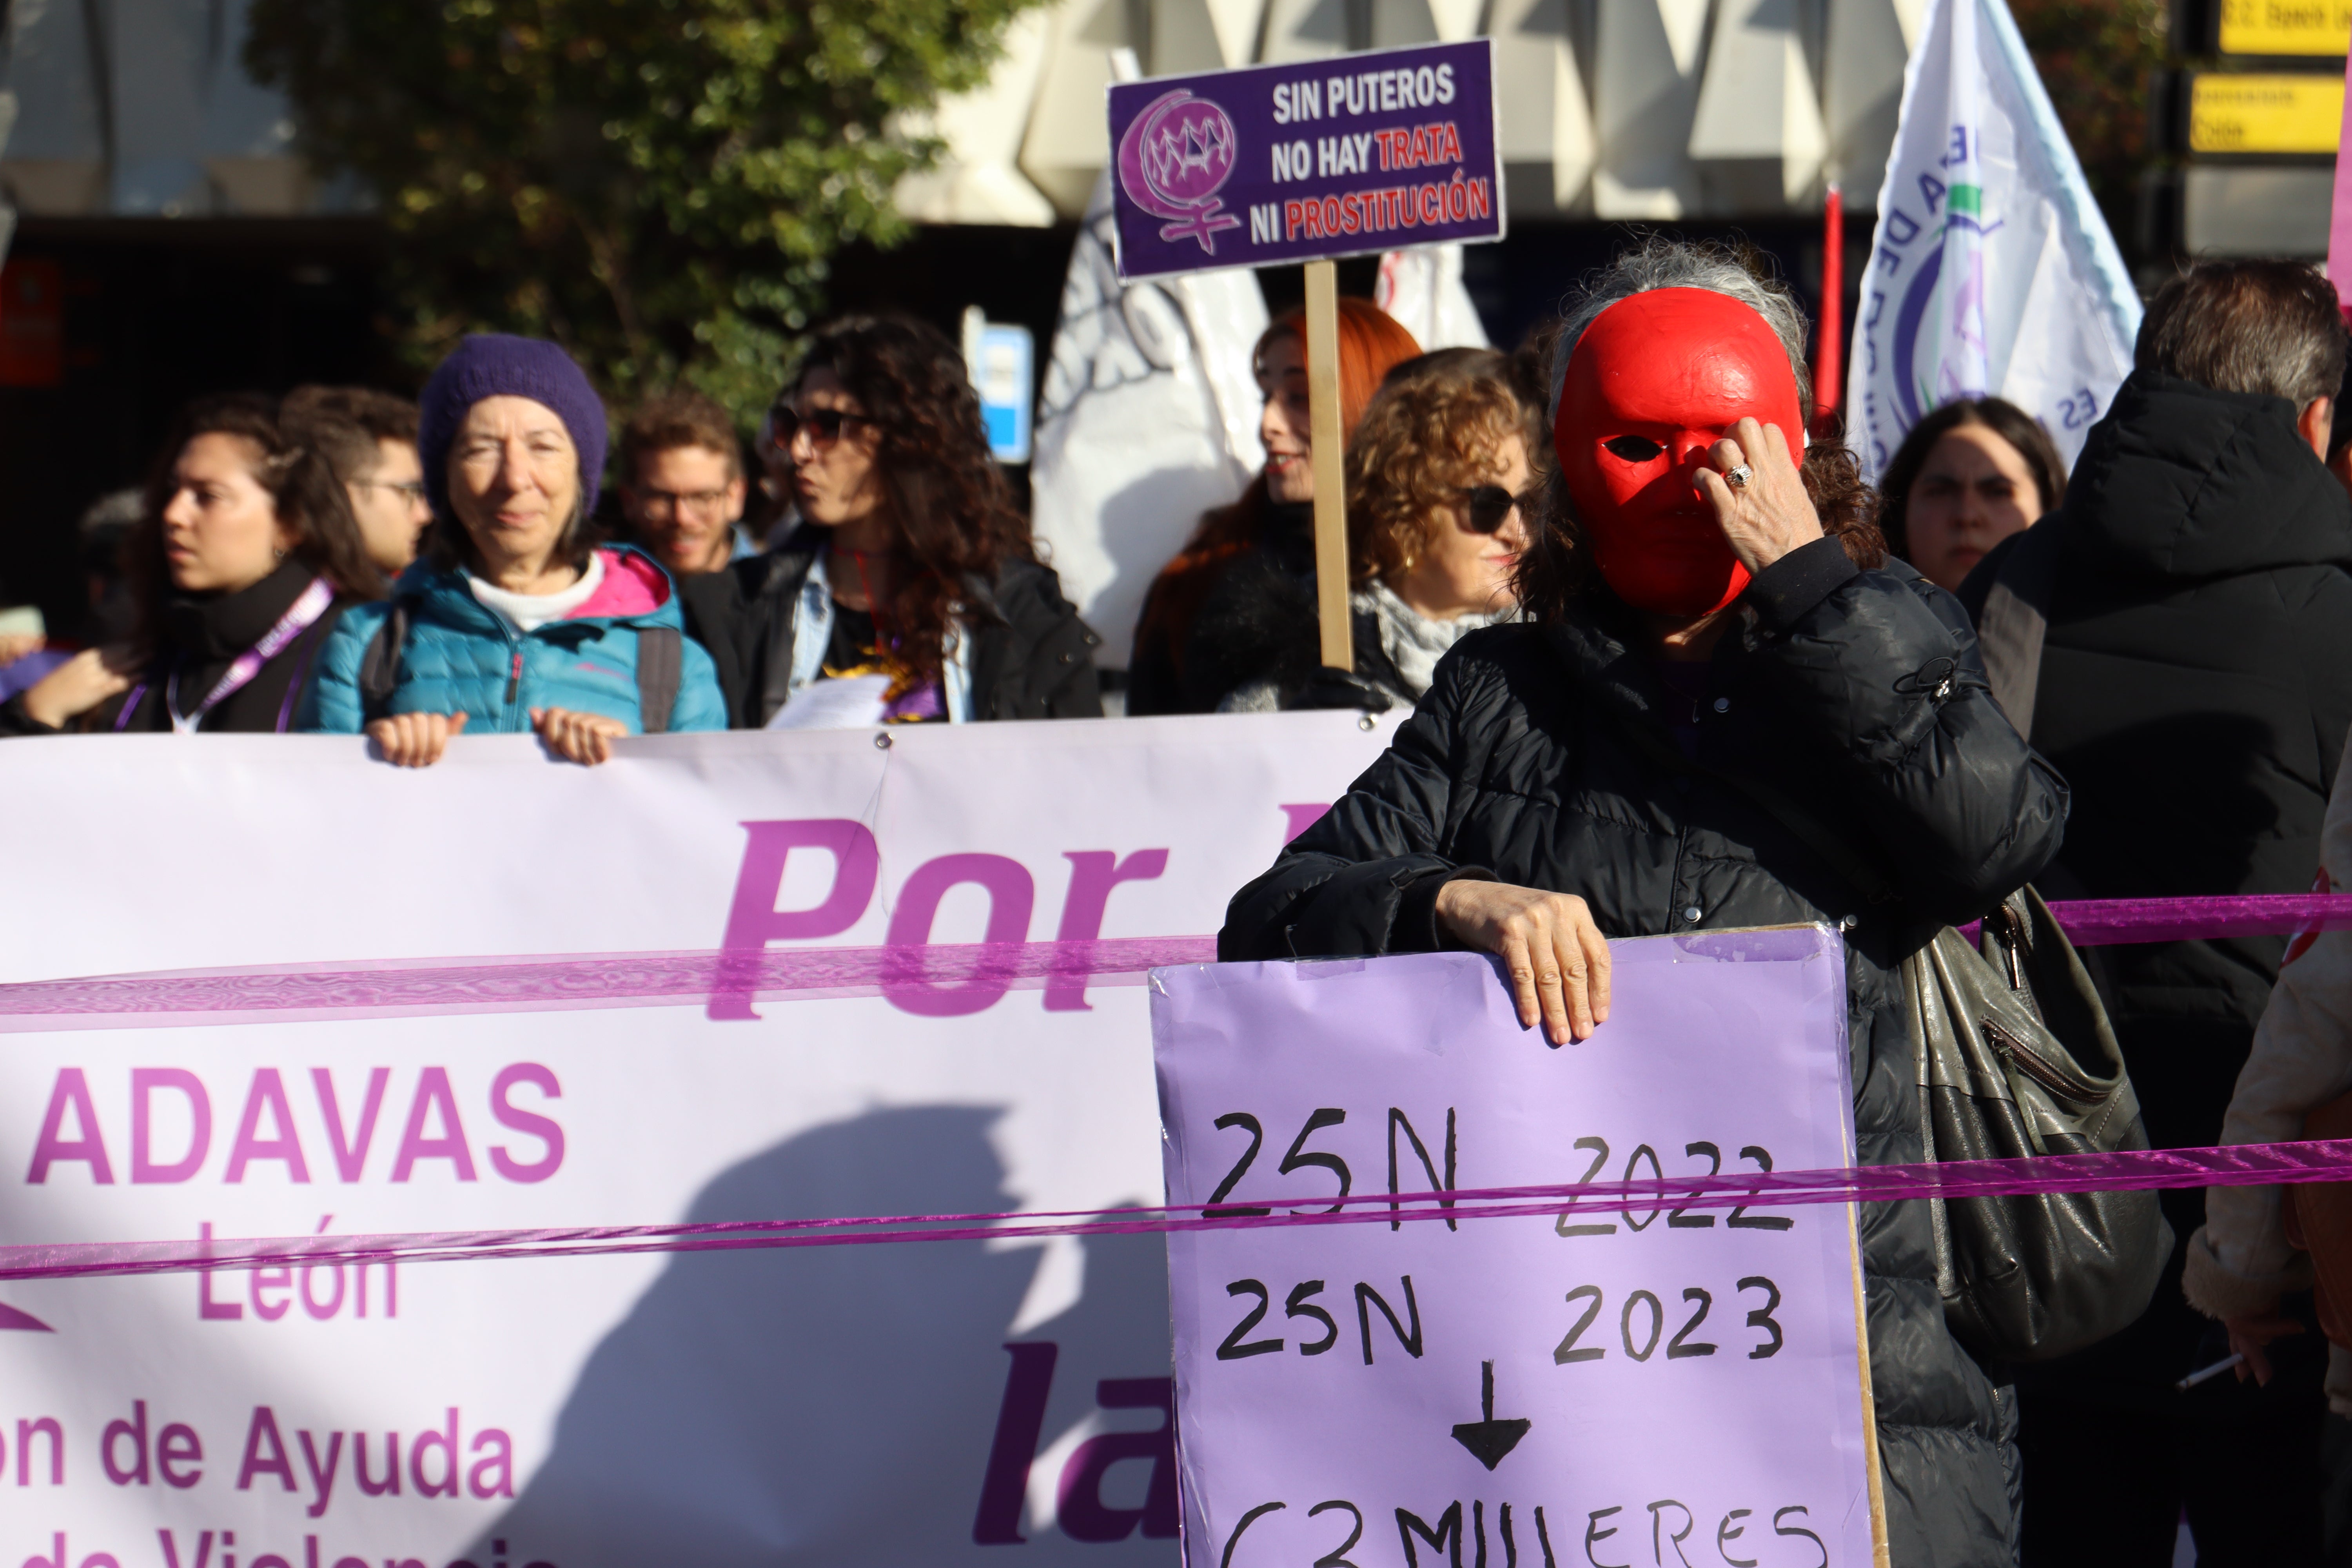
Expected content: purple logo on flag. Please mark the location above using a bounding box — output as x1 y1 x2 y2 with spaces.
1115 88 1242 254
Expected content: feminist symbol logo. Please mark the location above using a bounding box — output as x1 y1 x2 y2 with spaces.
1116 87 1243 254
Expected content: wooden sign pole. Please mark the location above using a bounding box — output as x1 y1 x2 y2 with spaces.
1303 258 1352 671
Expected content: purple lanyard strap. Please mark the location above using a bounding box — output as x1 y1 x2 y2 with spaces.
122 576 338 735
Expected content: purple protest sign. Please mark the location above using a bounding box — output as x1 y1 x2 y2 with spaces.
1151 930 1884 1567
1107 40 1504 281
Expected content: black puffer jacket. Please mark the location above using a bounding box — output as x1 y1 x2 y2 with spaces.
1224 537 2068 1567
1959 370 2352 1405
0 562 363 737
679 526 1103 727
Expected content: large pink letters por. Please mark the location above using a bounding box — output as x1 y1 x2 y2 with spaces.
1152 934 1882 1568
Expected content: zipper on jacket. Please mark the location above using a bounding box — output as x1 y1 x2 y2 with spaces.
506 650 522 706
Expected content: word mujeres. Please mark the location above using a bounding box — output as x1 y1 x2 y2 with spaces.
1217 1493 1834 1568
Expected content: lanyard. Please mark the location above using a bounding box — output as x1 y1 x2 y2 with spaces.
155 575 338 735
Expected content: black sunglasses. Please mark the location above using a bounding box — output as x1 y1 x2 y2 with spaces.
1460 485 1535 533
770 406 881 450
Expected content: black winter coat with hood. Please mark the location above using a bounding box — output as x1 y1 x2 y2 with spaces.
1224 536 2069 1568
1958 369 2352 1404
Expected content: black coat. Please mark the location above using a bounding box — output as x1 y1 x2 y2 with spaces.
1176 507 1412 711
0 562 361 737
1224 538 2068 1566
1958 369 2352 1405
678 527 1103 727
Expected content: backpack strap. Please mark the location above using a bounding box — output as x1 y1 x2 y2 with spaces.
636 626 682 735
358 601 412 724
1976 521 2062 742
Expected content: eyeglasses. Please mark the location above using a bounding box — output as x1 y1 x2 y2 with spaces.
1459 485 1536 534
770 406 881 451
635 486 735 516
354 479 427 501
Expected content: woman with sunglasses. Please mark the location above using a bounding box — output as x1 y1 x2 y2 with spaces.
1188 348 1537 712
300 334 728 763
678 313 1102 728
1 393 379 737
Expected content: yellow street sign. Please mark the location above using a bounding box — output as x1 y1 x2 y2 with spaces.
2220 0 2352 56
2189 72 2346 152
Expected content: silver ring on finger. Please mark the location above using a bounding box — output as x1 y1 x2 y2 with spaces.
1723 463 1753 490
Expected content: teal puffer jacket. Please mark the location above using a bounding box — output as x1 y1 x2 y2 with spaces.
299 545 727 735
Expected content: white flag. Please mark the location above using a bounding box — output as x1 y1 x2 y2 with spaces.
1846 0 2140 485
1375 244 1490 352
1029 172 1267 672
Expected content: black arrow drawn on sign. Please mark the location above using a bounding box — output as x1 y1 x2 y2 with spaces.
1450 1360 1532 1470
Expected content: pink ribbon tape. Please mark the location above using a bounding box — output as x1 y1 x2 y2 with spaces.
11 893 2352 1279
9 895 2352 1030
9 1137 2352 1283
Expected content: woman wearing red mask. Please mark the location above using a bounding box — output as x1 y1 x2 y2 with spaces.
1220 239 2066 1568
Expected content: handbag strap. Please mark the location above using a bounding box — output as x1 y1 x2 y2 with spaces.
358 600 414 724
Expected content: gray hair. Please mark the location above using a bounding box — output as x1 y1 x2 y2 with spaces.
2136 260 2347 408
1544 237 1813 427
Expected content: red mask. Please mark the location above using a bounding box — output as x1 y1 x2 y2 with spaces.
1554 289 1804 617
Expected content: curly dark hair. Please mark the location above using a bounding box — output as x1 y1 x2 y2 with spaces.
127 393 381 652
1513 240 1884 626
785 313 1031 681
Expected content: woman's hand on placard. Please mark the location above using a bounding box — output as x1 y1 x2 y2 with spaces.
367 711 467 767
1693 416 1823 575
1433 879 1612 1045
531 706 628 766
21 646 135 730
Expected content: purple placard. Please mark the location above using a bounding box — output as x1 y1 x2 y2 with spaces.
1106 40 1504 281
1151 932 1882 1567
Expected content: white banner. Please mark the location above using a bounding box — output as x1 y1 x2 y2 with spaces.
1374 246 1489 354
0 715 1396 1568
1846 0 2140 483
1030 174 1268 673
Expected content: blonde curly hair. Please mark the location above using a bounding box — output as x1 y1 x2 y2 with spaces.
1345 353 1545 586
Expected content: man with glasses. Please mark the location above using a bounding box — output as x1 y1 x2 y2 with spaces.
283 385 432 585
618 390 753 579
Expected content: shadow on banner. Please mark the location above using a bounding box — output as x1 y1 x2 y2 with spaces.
466 1106 1176 1565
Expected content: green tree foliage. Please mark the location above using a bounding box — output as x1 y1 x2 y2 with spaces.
246 0 1039 415
2012 0 2168 245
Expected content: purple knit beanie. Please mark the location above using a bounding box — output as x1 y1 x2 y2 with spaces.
417 334 609 522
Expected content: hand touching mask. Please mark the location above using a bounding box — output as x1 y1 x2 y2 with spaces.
1554 289 1806 617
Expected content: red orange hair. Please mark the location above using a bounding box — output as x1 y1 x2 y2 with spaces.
1132 298 1419 691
